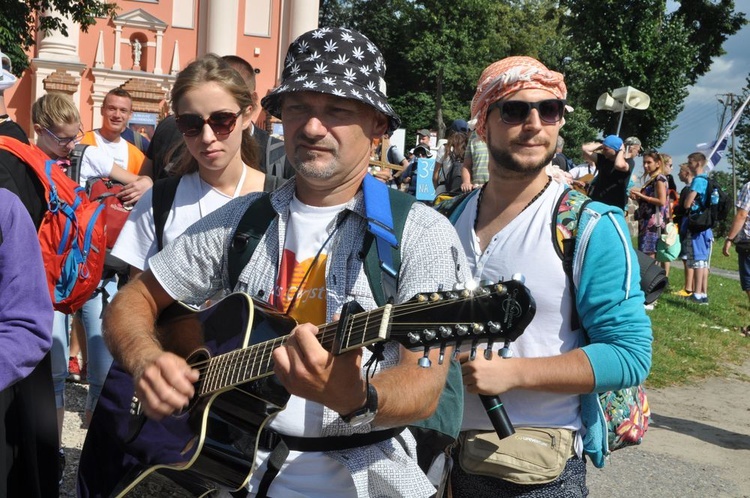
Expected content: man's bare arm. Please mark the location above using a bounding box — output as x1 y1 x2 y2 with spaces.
103 271 199 419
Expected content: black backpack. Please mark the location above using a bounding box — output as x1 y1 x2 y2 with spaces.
687 175 731 233
436 153 463 195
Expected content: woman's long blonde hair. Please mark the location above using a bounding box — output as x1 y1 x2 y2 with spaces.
169 54 259 176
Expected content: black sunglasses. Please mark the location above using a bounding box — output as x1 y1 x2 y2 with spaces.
488 99 566 125
175 110 243 137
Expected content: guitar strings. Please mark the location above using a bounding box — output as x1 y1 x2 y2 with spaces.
183 289 509 394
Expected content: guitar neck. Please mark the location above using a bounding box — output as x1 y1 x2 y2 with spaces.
198 306 392 396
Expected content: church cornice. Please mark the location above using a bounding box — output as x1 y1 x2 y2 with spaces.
112 8 167 31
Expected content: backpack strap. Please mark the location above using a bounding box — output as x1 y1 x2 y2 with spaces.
360 174 414 305
552 187 591 331
227 193 276 290
67 144 90 185
151 175 181 251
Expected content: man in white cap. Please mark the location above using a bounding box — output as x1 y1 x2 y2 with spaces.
443 56 651 495
103 27 470 497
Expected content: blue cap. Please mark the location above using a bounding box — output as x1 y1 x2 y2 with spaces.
450 119 469 133
601 135 623 152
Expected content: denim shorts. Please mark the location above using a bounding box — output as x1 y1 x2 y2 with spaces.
737 245 750 291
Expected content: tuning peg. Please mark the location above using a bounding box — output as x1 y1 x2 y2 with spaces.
438 325 452 338
471 323 485 335
429 293 441 302
460 289 472 298
494 283 507 295
470 339 478 361
487 321 501 334
499 340 513 359
438 343 446 365
445 291 458 300
418 346 432 368
455 324 469 336
511 273 526 284
484 347 494 360
406 331 421 345
478 279 494 287
422 328 437 342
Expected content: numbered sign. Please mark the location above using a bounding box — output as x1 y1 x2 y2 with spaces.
415 157 436 202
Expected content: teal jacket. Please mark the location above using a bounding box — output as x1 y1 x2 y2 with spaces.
442 190 653 468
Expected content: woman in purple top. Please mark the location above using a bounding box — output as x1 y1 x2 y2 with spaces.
0 188 57 497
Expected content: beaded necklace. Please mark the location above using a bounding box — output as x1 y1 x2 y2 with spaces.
474 175 552 232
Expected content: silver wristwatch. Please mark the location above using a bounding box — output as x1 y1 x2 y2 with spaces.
340 383 378 427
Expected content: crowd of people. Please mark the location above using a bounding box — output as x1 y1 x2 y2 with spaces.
0 23 745 498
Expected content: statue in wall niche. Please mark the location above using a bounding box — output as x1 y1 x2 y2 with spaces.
133 39 142 69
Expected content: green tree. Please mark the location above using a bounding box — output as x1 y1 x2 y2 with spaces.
731 74 750 186
0 0 118 75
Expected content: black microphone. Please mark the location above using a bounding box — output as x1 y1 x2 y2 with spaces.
479 394 515 438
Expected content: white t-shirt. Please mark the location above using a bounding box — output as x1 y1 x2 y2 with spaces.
78 144 123 187
111 172 240 271
452 180 583 432
90 130 129 170
247 196 355 497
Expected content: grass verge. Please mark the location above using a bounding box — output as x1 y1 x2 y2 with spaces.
647 255 750 387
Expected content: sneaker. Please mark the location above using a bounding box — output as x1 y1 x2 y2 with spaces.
67 357 81 383
58 448 65 486
688 294 709 305
644 303 655 311
672 288 693 297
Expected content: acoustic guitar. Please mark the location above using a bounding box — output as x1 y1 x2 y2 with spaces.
77 281 535 497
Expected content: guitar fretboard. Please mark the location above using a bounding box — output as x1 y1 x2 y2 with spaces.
198 306 391 396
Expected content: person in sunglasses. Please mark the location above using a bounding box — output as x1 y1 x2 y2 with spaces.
103 28 468 498
582 134 631 209
445 56 651 495
111 54 266 279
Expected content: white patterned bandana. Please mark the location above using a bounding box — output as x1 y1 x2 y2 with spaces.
261 27 400 132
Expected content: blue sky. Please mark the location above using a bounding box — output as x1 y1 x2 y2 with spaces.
658 0 750 177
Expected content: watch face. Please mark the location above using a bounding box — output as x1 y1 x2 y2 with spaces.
342 383 378 426
346 411 377 427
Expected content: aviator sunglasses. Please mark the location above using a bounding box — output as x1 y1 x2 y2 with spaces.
488 99 566 125
175 110 243 137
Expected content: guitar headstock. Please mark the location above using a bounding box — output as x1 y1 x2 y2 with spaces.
388 279 536 353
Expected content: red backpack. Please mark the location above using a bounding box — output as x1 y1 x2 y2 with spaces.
0 137 107 314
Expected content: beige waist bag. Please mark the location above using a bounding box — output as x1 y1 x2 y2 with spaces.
458 427 575 485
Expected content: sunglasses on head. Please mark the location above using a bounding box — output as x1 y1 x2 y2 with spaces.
175 110 243 137
488 99 566 125
43 127 84 147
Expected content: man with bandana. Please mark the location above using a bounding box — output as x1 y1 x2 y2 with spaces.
445 56 652 495
102 28 469 497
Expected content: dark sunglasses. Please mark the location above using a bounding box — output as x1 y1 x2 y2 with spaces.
488 99 566 125
175 110 243 137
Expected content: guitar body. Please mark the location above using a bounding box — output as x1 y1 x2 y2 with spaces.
77 293 296 497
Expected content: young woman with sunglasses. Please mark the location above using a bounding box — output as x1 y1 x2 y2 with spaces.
111 54 265 279
630 150 668 258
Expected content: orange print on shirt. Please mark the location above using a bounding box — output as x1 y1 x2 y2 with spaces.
272 248 328 324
